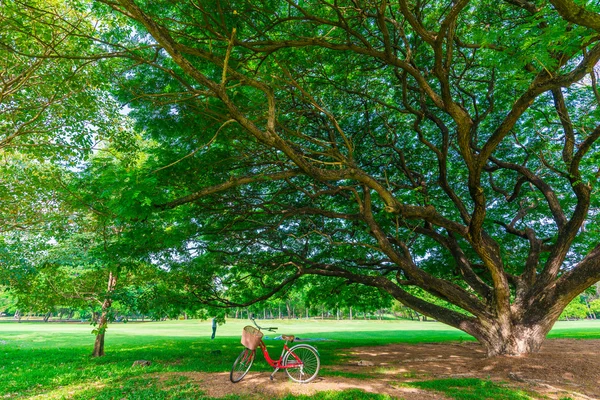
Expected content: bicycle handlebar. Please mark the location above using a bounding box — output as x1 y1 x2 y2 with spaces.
250 317 278 332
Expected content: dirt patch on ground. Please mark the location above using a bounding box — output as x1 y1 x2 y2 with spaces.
334 339 600 399
161 371 446 399
154 339 600 399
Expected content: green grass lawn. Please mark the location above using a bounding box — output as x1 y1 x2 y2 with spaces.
0 319 598 399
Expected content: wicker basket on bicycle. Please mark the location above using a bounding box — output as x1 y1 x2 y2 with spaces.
241 325 263 350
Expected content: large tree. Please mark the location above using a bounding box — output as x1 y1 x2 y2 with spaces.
56 0 600 355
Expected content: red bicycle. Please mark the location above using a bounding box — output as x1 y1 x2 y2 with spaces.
230 317 320 383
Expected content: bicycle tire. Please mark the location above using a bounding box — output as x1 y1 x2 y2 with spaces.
282 344 320 383
230 348 255 383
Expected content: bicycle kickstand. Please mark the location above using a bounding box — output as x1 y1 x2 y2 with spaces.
270 367 279 380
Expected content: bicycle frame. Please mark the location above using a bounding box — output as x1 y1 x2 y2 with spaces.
231 318 320 383
256 339 303 369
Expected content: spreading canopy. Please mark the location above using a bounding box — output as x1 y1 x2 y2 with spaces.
6 0 600 356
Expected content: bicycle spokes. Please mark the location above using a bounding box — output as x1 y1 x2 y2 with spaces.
283 345 320 383
230 348 255 383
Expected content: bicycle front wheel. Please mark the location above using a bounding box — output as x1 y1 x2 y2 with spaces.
230 348 255 383
282 344 320 383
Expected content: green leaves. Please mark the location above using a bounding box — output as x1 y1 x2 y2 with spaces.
0 0 125 163
3 0 600 354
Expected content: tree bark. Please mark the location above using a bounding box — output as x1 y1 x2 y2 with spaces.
469 319 556 356
92 271 117 358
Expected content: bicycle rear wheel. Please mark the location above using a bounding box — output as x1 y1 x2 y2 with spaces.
230 348 255 383
282 344 320 383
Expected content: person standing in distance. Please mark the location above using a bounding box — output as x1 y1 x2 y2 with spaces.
211 317 217 340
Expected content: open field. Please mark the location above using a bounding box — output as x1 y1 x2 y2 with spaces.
1 319 599 399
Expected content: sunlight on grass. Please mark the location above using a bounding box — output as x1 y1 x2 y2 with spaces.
28 381 107 400
0 319 598 399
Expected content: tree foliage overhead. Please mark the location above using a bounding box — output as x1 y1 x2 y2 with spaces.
0 0 125 160
80 0 600 356
3 0 600 357
0 0 132 245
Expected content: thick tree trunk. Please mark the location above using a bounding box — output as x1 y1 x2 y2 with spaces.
367 272 574 356
456 300 567 357
92 272 117 358
470 321 555 356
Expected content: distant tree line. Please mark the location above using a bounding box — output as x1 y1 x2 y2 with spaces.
4 282 600 323
559 284 600 320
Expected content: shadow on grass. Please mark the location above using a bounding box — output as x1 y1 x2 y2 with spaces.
0 339 241 398
69 375 395 400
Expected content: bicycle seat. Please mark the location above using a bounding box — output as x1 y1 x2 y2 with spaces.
281 335 295 342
